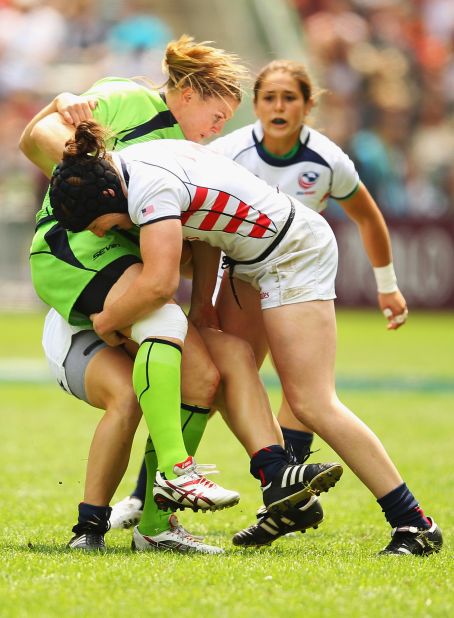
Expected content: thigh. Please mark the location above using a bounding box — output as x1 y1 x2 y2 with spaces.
216 274 268 367
84 345 137 410
43 309 136 410
263 300 337 409
63 330 108 401
180 322 220 405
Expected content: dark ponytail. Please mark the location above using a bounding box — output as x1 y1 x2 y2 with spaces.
63 120 107 161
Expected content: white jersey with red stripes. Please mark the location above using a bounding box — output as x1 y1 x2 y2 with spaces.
112 139 296 263
209 121 359 212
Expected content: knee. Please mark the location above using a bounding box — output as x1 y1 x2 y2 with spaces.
181 360 220 406
285 390 338 432
216 333 257 379
202 364 221 404
104 386 142 434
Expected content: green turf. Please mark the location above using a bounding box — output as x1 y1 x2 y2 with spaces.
0 310 453 617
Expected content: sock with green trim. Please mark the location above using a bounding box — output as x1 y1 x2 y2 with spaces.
132 338 188 479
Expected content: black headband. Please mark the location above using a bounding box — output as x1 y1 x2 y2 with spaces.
49 157 128 232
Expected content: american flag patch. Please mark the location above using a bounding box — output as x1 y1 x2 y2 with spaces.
141 205 155 216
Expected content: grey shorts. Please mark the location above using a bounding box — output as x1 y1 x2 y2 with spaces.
63 330 107 402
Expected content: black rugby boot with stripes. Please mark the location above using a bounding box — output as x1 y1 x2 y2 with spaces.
379 518 443 556
68 522 107 551
262 461 343 515
67 505 111 551
233 495 323 547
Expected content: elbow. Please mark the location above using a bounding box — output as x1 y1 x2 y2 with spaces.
29 124 46 152
143 276 180 307
18 126 36 156
18 131 28 155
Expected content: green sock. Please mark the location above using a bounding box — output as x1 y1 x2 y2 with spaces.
138 404 210 536
132 339 188 479
138 436 170 535
181 403 210 455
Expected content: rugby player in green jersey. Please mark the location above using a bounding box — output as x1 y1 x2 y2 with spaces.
20 35 258 553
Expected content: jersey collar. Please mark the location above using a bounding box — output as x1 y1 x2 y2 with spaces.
251 121 311 167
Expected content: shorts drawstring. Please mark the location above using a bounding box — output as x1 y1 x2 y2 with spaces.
221 255 242 309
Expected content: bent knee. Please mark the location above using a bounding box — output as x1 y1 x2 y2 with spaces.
285 392 339 431
181 360 220 406
96 385 142 429
215 333 257 377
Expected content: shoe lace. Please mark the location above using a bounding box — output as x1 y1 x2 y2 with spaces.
173 524 203 545
285 444 319 465
170 515 205 542
302 448 319 464
187 463 220 488
194 463 219 476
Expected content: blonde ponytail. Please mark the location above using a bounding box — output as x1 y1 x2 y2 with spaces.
163 34 248 102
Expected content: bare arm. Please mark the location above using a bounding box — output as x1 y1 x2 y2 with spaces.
188 241 221 329
179 240 194 278
19 93 97 178
92 220 183 339
339 182 408 329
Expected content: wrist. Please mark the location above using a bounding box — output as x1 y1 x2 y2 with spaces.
373 263 398 294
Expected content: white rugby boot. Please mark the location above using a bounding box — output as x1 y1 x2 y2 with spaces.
153 456 240 512
131 515 224 554
109 496 143 529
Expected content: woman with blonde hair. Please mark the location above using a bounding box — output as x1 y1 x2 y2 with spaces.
21 35 250 553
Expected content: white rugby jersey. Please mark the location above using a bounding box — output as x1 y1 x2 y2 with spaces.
210 121 359 212
112 139 298 263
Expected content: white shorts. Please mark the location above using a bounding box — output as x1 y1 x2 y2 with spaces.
42 309 105 400
233 206 338 309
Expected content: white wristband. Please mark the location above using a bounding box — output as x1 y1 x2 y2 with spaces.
373 263 398 294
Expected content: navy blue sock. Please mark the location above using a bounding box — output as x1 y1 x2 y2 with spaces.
74 502 111 533
131 455 147 504
377 483 430 529
281 426 314 463
250 444 289 485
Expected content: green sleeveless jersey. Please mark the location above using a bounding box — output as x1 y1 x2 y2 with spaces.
36 77 185 223
30 78 186 326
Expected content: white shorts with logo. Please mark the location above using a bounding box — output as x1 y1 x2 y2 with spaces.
232 205 338 309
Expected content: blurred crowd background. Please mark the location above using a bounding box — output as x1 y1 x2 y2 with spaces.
1 0 453 308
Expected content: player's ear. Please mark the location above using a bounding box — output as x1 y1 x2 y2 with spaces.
305 97 315 116
181 87 195 104
102 188 116 198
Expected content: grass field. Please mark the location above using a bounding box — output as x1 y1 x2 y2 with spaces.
0 310 453 618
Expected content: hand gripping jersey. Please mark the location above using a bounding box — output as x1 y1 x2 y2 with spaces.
209 121 360 212
112 139 298 263
31 78 186 327
35 77 184 225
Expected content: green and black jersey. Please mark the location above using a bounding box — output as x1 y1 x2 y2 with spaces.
36 77 185 224
31 78 185 326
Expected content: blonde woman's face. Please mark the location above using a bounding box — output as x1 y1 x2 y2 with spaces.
254 71 312 143
177 90 238 142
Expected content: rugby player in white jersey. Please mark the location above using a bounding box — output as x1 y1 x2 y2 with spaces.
47 120 441 556
208 60 409 546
